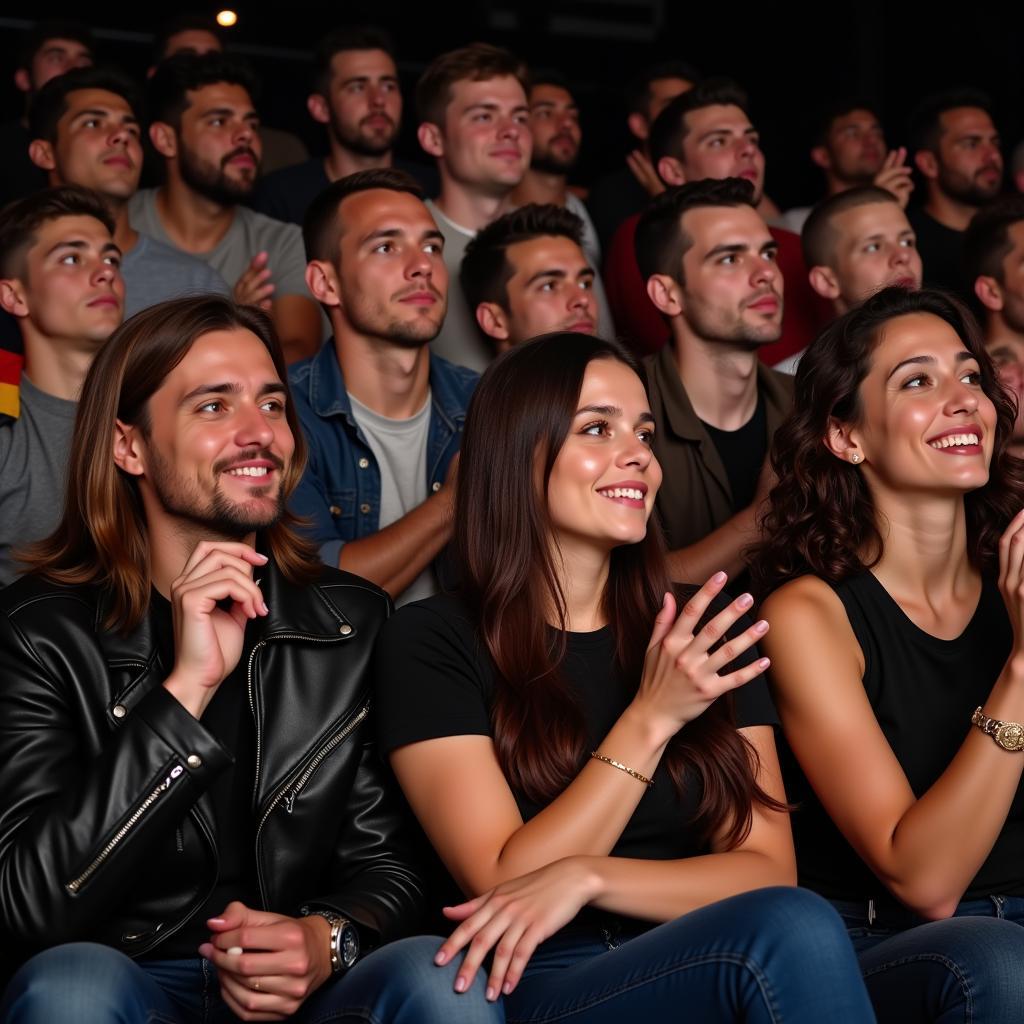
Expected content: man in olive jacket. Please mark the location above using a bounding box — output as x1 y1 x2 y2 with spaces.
0 296 500 1023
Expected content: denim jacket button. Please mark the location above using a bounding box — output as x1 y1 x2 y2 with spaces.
359 503 371 514
358 458 369 469
329 505 342 517
432 481 441 492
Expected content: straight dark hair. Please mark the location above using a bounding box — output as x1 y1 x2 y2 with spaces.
22 295 320 631
752 287 1024 597
456 332 783 848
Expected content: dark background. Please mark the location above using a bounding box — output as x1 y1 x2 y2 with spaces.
2 2 1023 210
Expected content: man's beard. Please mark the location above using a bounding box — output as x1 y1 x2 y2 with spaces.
330 111 398 158
149 446 286 538
939 163 1002 208
682 290 783 349
530 139 578 176
342 285 446 349
179 142 259 206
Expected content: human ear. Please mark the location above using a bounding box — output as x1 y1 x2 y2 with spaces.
825 416 863 465
808 265 841 302
646 273 682 317
810 145 831 171
914 149 938 181
113 419 146 477
0 279 28 318
305 260 341 309
475 302 510 342
627 111 649 142
28 139 56 173
657 156 685 187
307 93 330 126
417 122 444 159
974 274 1003 314
149 121 177 159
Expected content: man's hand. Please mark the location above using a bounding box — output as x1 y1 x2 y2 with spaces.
626 149 666 198
163 543 268 719
234 251 275 310
200 901 333 1021
873 147 914 209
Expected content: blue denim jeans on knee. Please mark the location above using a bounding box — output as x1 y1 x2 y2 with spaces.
503 887 874 1023
0 937 504 1024
832 895 1024 1024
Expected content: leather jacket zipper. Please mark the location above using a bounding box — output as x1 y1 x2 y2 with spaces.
246 631 353 805
66 763 184 894
252 699 369 903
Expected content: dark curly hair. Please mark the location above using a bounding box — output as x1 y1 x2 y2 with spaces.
751 286 1024 597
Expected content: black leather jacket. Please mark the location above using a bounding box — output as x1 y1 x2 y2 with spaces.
0 554 423 961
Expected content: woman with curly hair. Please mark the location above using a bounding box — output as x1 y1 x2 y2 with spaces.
374 332 874 1022
753 286 1024 1022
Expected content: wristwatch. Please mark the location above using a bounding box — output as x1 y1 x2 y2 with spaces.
306 909 360 972
972 706 1024 751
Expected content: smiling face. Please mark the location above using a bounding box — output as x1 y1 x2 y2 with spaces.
332 188 448 345
176 81 262 204
677 204 783 346
133 327 294 537
828 201 922 311
679 104 765 202
546 357 661 558
845 312 997 494
437 75 531 194
323 48 401 156
49 88 142 200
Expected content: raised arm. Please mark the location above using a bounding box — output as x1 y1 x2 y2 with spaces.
762 568 1024 920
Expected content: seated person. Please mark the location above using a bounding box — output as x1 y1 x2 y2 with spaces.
131 53 322 363
27 65 229 317
754 286 1024 1023
374 331 875 1021
291 168 475 605
604 78 831 368
803 185 922 320
0 186 123 587
637 178 793 582
965 195 1024 455
461 203 599 354
0 294 500 1023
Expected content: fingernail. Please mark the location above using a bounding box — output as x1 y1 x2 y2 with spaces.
208 917 226 925
486 987 496 1001
712 571 727 583
737 593 753 608
503 981 513 995
758 657 771 669
754 619 769 633
227 946 243 956
260 601 269 615
434 951 447 965
255 553 269 562
455 976 467 993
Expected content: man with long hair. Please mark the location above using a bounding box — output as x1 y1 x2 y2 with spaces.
0 295 499 1023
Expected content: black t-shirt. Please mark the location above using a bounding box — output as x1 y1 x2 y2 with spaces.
376 586 777 865
907 206 969 299
700 395 767 514
147 591 257 957
782 571 1024 905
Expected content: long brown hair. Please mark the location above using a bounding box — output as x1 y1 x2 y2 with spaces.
752 287 1024 597
22 295 320 631
456 332 782 848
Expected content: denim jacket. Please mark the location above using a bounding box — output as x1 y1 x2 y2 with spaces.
289 340 478 566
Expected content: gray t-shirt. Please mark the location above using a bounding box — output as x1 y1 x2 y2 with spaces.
128 189 310 302
425 200 494 374
565 193 616 340
0 375 76 587
121 232 230 318
348 391 436 606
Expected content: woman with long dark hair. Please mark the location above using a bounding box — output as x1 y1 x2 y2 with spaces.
375 333 873 1021
753 286 1024 1022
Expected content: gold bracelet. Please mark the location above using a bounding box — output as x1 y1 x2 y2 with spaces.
590 751 654 787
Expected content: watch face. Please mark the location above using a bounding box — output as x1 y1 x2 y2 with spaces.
996 723 1024 751
340 924 359 967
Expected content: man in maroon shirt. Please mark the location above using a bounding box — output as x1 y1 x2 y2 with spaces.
605 78 831 369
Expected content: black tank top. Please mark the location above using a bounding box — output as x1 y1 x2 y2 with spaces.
780 570 1024 903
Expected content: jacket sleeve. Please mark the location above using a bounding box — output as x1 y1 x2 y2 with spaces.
300 706 425 948
0 604 231 949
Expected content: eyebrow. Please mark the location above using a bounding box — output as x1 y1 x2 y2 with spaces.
45 238 122 259
360 227 444 246
340 74 398 86
576 403 655 424
696 126 758 143
704 240 777 261
71 107 139 124
531 100 579 111
198 106 259 120
465 102 530 115
179 381 286 406
886 351 975 380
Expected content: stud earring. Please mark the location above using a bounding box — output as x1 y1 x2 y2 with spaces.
850 453 861 464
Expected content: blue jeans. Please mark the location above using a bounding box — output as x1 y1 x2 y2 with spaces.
833 895 1024 1023
503 887 874 1023
0 936 503 1023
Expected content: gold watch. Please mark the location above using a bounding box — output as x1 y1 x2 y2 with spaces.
972 707 1024 751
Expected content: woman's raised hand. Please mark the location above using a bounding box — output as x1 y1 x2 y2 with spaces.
997 508 1024 648
632 571 770 743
